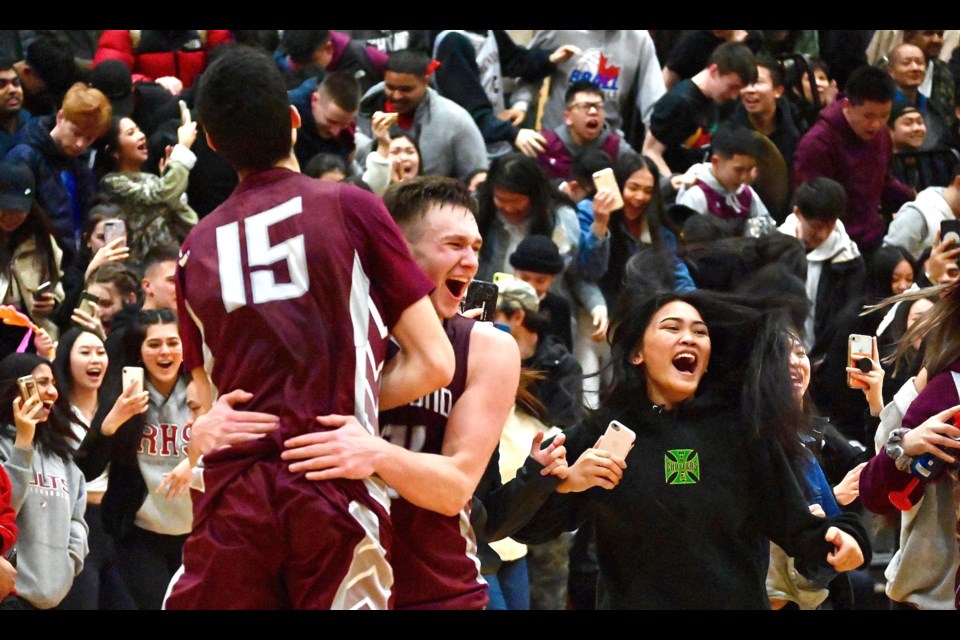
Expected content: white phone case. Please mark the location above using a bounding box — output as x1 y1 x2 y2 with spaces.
122 366 144 394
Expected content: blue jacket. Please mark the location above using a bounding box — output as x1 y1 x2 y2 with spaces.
5 116 96 257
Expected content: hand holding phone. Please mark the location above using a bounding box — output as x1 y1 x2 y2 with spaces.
77 290 99 319
941 219 960 246
460 280 499 322
847 334 873 390
592 167 625 211
596 420 636 459
17 375 38 406
122 366 144 395
102 219 126 247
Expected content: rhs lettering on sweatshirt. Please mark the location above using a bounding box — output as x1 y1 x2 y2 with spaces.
138 423 191 458
568 50 621 94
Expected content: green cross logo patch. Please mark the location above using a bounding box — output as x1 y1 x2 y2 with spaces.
664 449 699 484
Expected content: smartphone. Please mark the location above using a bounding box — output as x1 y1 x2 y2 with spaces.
596 420 636 459
16 375 38 405
847 334 873 390
122 366 144 394
592 167 625 210
102 219 126 246
460 279 499 322
941 219 960 246
179 99 190 123
78 290 99 318
33 281 52 296
492 272 514 287
379 111 398 127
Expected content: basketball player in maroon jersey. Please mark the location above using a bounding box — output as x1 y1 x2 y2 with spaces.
281 177 566 608
163 47 455 610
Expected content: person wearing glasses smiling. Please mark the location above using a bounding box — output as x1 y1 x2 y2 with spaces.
537 80 639 183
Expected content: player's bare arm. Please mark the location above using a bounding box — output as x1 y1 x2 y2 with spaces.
284 322 520 516
378 295 455 411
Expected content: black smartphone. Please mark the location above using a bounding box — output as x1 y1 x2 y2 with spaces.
941 219 960 246
460 280 499 322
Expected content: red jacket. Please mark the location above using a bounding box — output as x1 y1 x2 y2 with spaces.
93 30 233 89
0 465 16 555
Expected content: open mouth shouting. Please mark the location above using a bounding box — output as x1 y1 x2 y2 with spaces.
85 364 104 384
672 351 699 375
446 277 469 301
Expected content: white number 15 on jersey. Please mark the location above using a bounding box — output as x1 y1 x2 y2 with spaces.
216 196 309 312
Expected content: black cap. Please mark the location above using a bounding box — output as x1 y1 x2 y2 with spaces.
0 161 35 213
509 234 563 275
888 95 920 127
90 60 134 118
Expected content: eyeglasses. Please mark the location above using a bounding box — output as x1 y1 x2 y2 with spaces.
568 101 604 112
0 77 21 90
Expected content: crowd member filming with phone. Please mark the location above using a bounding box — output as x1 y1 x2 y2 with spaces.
0 160 66 354
859 278 960 609
92 102 199 265
510 285 870 608
57 203 130 339
0 352 88 610
73 309 195 610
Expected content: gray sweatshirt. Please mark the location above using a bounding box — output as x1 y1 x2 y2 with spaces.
0 434 87 609
134 377 193 536
883 186 956 261
357 86 489 181
510 30 666 134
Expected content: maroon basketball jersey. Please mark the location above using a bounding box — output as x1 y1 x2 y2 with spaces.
177 168 434 450
380 314 488 610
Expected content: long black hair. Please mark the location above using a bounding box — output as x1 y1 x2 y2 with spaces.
92 115 125 183
52 327 106 408
476 153 572 262
84 308 181 468
0 352 81 461
0 198 61 289
602 286 806 456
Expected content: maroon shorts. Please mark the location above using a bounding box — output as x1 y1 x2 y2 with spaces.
163 446 393 610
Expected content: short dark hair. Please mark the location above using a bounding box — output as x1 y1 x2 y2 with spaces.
281 30 330 65
709 42 757 85
844 65 897 105
304 153 349 179
88 262 143 300
564 79 603 105
318 70 360 113
755 55 784 88
711 123 762 159
794 177 846 222
386 49 430 76
25 35 77 96
570 148 614 189
142 242 181 274
196 46 292 172
0 56 15 73
383 176 478 242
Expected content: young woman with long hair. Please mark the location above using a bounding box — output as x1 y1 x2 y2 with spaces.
74 308 196 609
0 352 87 609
